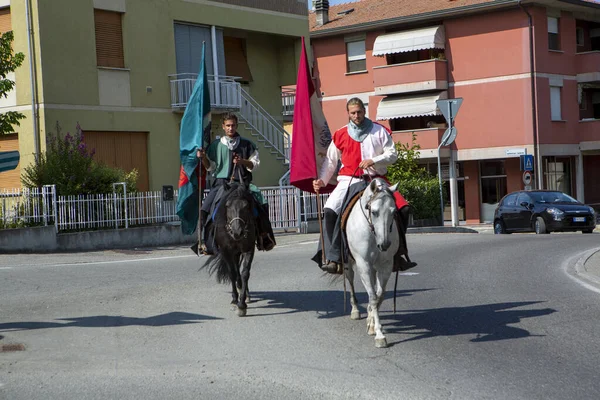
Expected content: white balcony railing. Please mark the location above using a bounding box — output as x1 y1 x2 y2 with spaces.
281 88 296 116
169 73 241 109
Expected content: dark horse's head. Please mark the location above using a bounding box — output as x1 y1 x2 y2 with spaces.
213 183 256 244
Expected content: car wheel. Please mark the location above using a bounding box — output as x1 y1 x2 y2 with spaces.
535 217 547 234
583 229 594 234
494 220 509 234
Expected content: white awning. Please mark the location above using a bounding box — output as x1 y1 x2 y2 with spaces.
376 92 447 120
372 26 445 56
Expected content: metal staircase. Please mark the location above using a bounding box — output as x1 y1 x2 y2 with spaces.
238 87 290 164
169 74 291 168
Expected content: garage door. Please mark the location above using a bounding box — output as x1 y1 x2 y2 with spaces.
83 131 149 192
0 134 20 190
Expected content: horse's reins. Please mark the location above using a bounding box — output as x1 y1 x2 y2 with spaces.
225 163 249 240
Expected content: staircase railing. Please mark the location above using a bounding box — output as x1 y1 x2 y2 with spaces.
239 87 290 162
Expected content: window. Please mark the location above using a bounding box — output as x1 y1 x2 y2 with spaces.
0 8 11 34
503 193 518 207
346 40 366 73
516 193 532 206
550 86 562 121
576 27 585 47
94 9 124 68
548 17 560 50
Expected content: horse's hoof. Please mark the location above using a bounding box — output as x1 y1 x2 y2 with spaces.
375 338 388 348
350 310 360 320
236 307 247 317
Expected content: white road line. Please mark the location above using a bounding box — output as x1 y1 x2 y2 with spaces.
563 247 600 294
1 254 196 269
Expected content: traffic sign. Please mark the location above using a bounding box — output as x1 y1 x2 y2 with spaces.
437 98 463 123
521 154 534 171
0 150 19 173
523 171 532 186
440 126 457 146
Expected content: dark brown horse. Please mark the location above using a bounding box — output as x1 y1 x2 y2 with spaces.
201 183 256 316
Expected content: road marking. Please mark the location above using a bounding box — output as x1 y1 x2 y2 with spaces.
0 254 196 270
564 247 600 294
399 272 419 276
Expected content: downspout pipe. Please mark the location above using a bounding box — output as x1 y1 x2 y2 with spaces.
519 1 542 189
25 0 39 161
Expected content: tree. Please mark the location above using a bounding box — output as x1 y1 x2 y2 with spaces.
386 133 443 222
0 31 25 135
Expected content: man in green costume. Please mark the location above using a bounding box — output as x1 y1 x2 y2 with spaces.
198 112 276 255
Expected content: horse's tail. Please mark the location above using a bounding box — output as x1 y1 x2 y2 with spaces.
199 254 232 284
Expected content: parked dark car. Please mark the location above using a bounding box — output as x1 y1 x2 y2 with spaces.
494 190 596 234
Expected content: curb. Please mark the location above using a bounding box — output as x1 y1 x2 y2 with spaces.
567 247 600 290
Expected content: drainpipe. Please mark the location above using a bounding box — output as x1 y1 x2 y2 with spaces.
211 26 220 105
519 1 542 189
25 0 40 160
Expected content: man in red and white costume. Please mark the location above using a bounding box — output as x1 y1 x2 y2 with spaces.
313 97 413 274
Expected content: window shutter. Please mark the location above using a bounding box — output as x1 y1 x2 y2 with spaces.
550 86 562 121
94 9 124 68
547 17 559 34
0 8 12 34
347 40 366 61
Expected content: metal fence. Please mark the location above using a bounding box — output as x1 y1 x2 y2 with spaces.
0 185 330 233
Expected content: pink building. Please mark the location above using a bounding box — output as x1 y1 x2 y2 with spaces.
309 0 600 223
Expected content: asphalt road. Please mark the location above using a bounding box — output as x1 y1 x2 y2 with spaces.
1 232 600 400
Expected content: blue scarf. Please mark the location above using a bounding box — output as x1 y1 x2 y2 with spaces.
347 118 373 142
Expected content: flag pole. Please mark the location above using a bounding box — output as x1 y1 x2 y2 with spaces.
197 152 204 256
316 190 326 265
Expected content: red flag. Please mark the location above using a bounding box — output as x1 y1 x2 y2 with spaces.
290 37 336 194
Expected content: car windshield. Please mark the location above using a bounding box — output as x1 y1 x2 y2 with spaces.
529 192 578 204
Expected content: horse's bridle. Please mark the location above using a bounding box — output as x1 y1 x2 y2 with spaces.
226 216 248 240
361 189 395 237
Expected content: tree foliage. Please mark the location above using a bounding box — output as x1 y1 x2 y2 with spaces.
0 31 25 135
386 133 443 221
21 123 138 195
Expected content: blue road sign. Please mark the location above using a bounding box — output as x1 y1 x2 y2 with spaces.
0 150 20 173
520 154 534 172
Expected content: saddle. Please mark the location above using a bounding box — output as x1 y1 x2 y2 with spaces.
340 190 364 232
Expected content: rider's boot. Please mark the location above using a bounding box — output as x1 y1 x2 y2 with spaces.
198 210 211 255
321 209 343 274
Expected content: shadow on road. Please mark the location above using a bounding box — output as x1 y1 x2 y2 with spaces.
0 311 221 332
247 288 435 318
381 301 555 346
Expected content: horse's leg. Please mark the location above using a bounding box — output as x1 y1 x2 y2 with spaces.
370 265 392 344
235 250 254 317
346 261 360 320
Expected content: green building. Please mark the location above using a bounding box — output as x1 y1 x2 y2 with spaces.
0 0 306 190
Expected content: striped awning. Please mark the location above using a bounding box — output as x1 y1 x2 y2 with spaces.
373 26 445 56
376 92 447 120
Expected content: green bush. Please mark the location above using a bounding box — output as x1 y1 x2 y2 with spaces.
22 123 138 195
386 133 443 221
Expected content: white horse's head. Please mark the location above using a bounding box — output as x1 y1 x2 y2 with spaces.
363 179 399 252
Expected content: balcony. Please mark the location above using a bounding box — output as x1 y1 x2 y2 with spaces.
169 74 241 110
281 87 295 117
391 128 446 151
373 59 448 96
579 119 600 142
576 52 600 82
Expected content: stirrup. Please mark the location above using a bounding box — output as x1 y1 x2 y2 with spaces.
320 261 343 275
393 257 417 272
199 243 211 256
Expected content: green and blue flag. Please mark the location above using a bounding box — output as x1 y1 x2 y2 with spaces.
176 43 212 235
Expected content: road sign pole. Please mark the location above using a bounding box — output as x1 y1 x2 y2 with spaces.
449 150 459 227
437 142 444 226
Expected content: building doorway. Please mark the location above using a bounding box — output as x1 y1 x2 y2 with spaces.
480 160 507 223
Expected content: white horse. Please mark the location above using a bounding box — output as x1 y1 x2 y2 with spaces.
344 178 400 348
